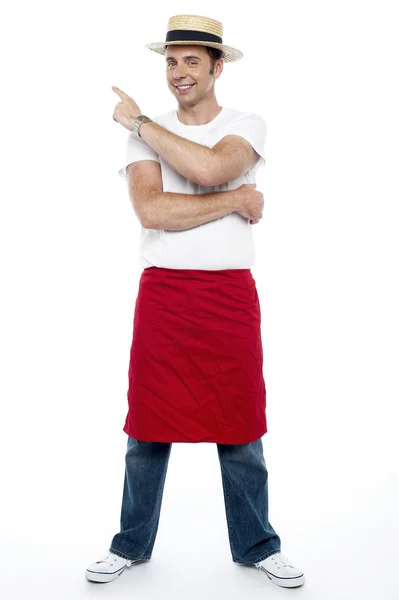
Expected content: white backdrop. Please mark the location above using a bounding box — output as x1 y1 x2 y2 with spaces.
1 1 398 598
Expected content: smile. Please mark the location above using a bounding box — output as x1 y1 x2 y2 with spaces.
175 84 196 93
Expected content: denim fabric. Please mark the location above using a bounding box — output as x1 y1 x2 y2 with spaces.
109 435 281 564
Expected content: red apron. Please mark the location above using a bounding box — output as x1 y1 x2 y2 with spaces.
122 267 267 444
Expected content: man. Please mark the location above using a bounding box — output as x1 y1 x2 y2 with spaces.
85 14 305 589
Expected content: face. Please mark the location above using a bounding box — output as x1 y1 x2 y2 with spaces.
165 45 223 105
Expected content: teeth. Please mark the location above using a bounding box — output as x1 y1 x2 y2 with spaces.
177 85 193 89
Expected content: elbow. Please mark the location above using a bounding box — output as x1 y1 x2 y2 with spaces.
196 166 221 187
132 202 151 229
137 191 160 229
197 171 215 187
196 154 227 187
141 216 153 229
192 150 215 187
140 211 158 230
141 209 163 230
142 220 161 230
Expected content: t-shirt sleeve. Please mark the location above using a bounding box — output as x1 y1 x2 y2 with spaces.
118 132 160 181
224 113 267 170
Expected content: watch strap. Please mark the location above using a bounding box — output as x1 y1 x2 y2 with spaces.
133 115 152 137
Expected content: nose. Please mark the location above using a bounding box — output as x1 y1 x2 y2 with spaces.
173 65 187 80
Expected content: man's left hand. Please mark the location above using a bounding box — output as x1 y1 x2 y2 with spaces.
112 86 142 131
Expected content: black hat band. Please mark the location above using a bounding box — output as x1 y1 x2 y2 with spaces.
166 29 223 44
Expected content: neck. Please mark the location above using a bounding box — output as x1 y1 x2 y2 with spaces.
177 97 222 126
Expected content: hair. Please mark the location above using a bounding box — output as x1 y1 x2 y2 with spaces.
205 46 224 74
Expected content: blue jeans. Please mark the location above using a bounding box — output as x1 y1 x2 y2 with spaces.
109 436 281 564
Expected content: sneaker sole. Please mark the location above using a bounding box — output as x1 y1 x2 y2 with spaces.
255 565 305 588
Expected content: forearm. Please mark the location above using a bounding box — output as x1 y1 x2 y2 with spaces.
139 121 212 185
144 189 239 231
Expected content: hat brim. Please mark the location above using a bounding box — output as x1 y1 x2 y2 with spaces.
145 40 243 63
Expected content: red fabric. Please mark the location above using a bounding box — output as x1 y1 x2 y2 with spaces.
122 267 267 444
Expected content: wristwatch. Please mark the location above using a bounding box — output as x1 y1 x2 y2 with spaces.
132 115 152 137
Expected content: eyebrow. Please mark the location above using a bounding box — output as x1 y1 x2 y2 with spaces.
166 55 202 62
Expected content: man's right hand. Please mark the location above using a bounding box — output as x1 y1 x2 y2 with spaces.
234 183 264 224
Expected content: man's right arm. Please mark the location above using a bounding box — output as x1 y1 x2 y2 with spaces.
126 160 242 231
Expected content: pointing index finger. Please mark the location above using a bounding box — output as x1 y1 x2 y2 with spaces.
112 86 128 100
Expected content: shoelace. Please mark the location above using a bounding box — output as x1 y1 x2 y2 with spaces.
96 552 113 564
97 552 125 565
258 552 294 569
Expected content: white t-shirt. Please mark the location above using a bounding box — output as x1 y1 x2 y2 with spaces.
118 106 267 270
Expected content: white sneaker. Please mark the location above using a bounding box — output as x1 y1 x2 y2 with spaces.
85 551 146 583
252 551 305 588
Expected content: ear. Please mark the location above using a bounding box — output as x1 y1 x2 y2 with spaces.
214 59 224 79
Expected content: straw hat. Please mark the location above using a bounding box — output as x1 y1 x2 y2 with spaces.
145 15 243 63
